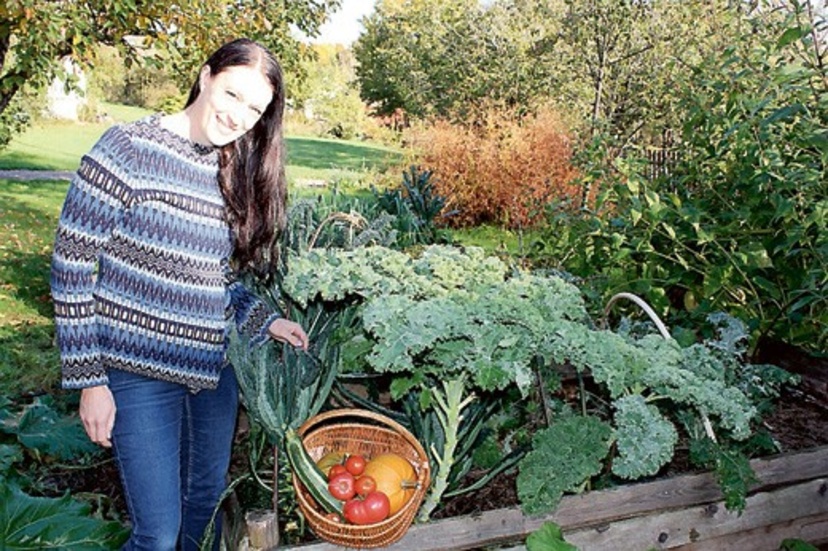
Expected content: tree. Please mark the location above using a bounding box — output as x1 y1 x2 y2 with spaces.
354 0 483 118
352 0 785 137
292 44 373 140
0 0 341 125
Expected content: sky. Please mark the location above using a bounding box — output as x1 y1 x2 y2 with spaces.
312 0 378 45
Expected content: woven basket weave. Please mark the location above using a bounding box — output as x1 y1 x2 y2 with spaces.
292 408 431 548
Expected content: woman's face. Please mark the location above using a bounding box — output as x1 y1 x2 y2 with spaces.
191 64 274 147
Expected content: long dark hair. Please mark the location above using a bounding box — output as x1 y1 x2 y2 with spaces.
185 38 287 279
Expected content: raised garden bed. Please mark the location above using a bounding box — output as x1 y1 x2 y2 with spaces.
229 358 828 551
276 445 828 550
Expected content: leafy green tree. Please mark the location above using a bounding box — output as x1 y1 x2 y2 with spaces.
354 0 573 120
353 0 783 137
354 0 481 118
0 0 341 128
539 0 765 143
291 44 372 140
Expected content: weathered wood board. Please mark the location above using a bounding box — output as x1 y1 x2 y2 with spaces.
260 445 828 551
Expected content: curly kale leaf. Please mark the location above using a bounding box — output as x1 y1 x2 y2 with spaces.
283 245 516 308
689 437 758 513
412 245 507 291
637 338 757 439
611 395 678 479
545 321 652 398
517 415 613 515
360 272 587 395
282 247 419 306
362 295 473 384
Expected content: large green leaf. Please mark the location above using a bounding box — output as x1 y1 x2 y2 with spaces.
611 395 678 479
13 400 98 461
526 522 579 551
0 484 129 550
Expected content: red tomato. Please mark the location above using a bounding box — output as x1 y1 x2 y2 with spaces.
328 464 348 479
327 472 356 501
343 491 391 525
344 454 366 476
354 475 377 497
362 491 391 523
343 498 368 525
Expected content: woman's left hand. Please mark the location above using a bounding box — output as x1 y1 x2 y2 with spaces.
268 318 309 350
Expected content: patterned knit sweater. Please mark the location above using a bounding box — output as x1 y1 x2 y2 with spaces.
51 114 279 391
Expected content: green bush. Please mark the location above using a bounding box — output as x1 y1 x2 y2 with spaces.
535 11 827 353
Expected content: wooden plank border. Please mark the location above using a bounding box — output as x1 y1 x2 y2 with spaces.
567 478 827 550
277 445 828 550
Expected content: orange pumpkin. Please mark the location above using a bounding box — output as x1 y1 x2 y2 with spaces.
362 453 418 515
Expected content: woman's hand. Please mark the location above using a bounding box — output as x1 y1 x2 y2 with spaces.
268 318 309 350
80 385 116 448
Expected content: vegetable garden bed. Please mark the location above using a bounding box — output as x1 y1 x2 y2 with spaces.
253 445 827 550
222 240 828 551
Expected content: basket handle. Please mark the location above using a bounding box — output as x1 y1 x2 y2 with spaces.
602 292 717 443
297 408 428 461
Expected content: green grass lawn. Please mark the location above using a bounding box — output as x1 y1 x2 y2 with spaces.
0 109 404 185
0 179 67 394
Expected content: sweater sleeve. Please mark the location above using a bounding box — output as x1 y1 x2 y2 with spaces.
51 126 134 389
225 263 282 346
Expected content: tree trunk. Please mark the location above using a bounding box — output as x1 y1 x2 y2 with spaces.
0 76 22 117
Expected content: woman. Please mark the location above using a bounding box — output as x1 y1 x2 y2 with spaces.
50 38 307 550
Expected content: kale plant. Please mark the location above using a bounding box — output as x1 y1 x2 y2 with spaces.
280 244 795 518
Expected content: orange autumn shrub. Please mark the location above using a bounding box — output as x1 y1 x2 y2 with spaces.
405 104 581 229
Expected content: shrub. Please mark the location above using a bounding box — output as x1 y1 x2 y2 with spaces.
533 9 827 353
404 103 580 229
0 94 32 150
86 45 127 104
373 166 454 247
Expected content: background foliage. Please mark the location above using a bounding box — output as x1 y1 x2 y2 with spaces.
534 3 827 352
404 103 580 228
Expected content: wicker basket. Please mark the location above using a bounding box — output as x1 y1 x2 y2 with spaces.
292 408 431 548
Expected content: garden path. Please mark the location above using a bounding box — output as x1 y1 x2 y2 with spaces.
0 169 74 181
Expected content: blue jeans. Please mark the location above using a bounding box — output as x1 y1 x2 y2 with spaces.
109 367 239 551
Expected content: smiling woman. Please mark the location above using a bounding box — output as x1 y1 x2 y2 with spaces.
163 65 274 147
49 37 308 551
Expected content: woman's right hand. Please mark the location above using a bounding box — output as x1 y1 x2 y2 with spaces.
80 385 116 448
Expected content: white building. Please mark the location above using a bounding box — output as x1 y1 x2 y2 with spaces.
46 57 87 120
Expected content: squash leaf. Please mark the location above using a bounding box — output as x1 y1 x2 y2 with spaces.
0 483 129 549
526 521 579 551
4 398 97 461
